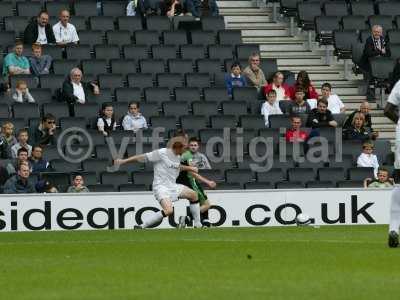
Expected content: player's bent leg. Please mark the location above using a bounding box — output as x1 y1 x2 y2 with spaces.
141 198 172 229
200 200 211 213
179 186 202 228
200 199 211 227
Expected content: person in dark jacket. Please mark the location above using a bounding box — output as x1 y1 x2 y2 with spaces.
23 11 56 45
62 68 100 105
3 162 35 194
306 98 337 129
29 114 57 147
186 0 219 17
343 101 374 131
29 145 50 174
343 112 378 142
360 25 391 100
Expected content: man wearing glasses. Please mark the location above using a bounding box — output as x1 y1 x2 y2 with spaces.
30 114 57 147
243 52 266 92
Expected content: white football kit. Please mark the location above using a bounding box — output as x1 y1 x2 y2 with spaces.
145 148 185 202
386 81 400 234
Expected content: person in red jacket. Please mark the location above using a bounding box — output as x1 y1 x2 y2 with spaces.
290 70 319 100
285 115 309 143
263 71 291 101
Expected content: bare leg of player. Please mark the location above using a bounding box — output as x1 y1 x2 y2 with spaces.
141 199 173 229
180 187 202 228
201 200 211 227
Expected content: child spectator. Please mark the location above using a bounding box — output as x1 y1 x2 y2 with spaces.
320 82 345 114
29 145 50 174
67 174 90 193
285 115 309 143
29 43 52 76
343 112 378 142
261 89 283 127
11 129 32 158
224 62 247 96
97 102 116 137
364 168 394 188
122 101 148 132
306 98 337 129
287 87 311 115
357 142 380 178
6 148 31 176
0 122 17 159
263 71 291 101
290 70 318 100
12 80 35 103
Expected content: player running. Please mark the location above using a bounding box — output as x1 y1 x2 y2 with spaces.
384 80 400 247
177 137 216 227
114 131 203 229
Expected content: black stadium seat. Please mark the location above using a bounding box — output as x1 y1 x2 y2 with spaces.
168 59 194 74
146 16 172 33
218 30 242 45
74 2 98 17
118 16 143 32
111 59 137 76
95 45 121 60
107 30 132 46
163 31 188 45
324 1 348 18
123 45 149 60
102 1 127 16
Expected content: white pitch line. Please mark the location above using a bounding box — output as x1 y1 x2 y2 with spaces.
0 238 383 246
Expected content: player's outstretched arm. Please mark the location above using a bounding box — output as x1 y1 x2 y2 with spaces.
384 103 399 124
190 172 217 189
180 165 198 173
114 154 146 166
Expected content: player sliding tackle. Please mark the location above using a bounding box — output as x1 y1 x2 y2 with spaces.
114 130 203 229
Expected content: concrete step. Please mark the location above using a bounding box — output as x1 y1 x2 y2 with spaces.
278 65 344 71
244 36 307 43
218 1 260 8
220 9 271 15
242 29 290 37
277 57 327 66
228 23 288 30
224 15 274 23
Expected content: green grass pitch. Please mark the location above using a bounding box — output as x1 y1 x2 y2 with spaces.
0 225 399 300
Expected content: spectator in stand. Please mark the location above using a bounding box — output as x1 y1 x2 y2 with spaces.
290 70 319 101
122 101 148 132
3 162 35 194
0 164 9 193
320 82 345 114
263 71 291 101
306 98 337 129
35 180 58 193
261 89 282 127
29 145 50 174
6 148 31 176
360 25 391 100
53 9 79 45
344 101 373 130
11 129 32 158
30 114 57 147
97 102 117 137
3 41 30 77
357 141 380 178
62 68 100 105
29 43 52 76
364 168 394 188
287 87 311 115
160 0 189 16
243 53 266 92
186 0 219 17
187 137 211 169
12 80 35 103
224 62 246 96
285 115 309 143
24 11 56 45
343 112 378 142
126 0 146 17
0 122 17 159
67 174 90 193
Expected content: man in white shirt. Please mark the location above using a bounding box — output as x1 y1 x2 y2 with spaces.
114 130 203 229
53 10 79 45
320 83 345 114
62 68 100 105
383 79 400 247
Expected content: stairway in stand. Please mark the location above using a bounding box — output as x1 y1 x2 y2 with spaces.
218 0 396 140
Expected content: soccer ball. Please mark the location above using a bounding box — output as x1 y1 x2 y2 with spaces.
296 213 312 226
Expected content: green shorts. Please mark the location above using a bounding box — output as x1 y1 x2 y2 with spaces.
192 181 208 205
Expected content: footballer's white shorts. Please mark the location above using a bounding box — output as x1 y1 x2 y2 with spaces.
395 123 400 169
153 183 186 203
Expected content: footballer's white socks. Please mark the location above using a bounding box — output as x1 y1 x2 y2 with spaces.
143 211 165 228
190 202 202 227
390 187 400 232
